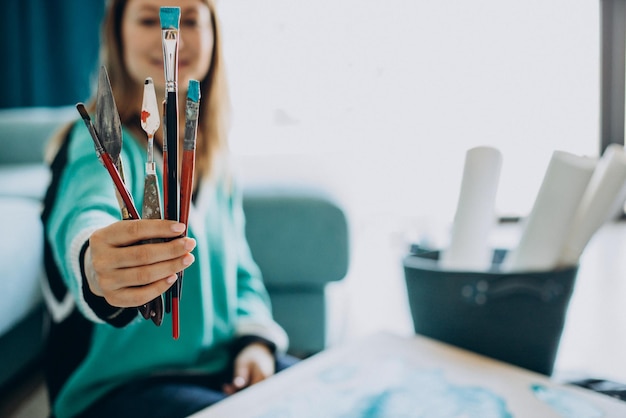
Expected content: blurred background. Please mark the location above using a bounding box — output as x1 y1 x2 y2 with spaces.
5 0 625 383
2 0 600 222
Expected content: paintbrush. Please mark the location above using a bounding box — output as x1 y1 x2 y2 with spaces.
172 79 201 339
160 6 181 338
139 77 165 326
76 104 140 220
180 79 200 231
161 98 172 316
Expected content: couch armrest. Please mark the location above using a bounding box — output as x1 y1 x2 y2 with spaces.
243 186 349 288
0 106 76 165
0 165 50 200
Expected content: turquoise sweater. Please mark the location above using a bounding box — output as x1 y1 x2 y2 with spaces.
43 121 287 418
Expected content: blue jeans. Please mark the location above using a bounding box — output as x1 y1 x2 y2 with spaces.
75 354 299 418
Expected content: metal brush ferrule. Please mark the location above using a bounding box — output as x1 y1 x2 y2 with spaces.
162 30 179 92
183 100 200 150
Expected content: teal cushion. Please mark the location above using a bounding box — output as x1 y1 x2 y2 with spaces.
268 289 326 354
243 187 349 287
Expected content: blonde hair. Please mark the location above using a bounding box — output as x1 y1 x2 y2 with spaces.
49 0 230 183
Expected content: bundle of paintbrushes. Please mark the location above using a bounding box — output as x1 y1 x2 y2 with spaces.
75 6 200 339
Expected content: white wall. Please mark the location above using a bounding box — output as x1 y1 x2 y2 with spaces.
220 0 599 236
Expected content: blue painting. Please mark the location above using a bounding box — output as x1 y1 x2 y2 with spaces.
195 333 625 418
253 359 513 418
532 384 603 418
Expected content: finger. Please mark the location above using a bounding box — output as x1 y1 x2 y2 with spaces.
248 365 266 385
92 220 187 247
232 364 250 389
100 252 195 292
222 375 248 395
222 383 236 395
233 375 248 389
110 237 196 269
92 236 195 272
104 274 178 308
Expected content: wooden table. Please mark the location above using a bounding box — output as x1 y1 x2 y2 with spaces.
191 332 626 417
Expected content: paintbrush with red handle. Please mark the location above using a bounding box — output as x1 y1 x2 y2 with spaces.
172 79 201 340
76 103 140 220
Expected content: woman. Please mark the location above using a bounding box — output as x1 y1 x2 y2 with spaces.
42 1 292 417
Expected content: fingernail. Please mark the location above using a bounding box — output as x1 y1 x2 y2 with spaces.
166 274 177 284
183 238 196 251
233 376 246 388
171 223 186 233
182 253 195 266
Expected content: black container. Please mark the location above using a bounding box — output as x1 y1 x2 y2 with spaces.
403 247 578 375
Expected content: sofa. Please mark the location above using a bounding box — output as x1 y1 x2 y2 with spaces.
0 106 350 401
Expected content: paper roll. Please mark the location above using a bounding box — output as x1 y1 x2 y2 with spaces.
440 146 502 271
504 150 596 272
559 144 626 266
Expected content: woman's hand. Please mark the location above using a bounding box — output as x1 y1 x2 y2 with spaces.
223 342 276 395
85 220 196 308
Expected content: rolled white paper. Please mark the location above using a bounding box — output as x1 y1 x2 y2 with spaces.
504 150 596 272
440 146 502 271
559 144 626 266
